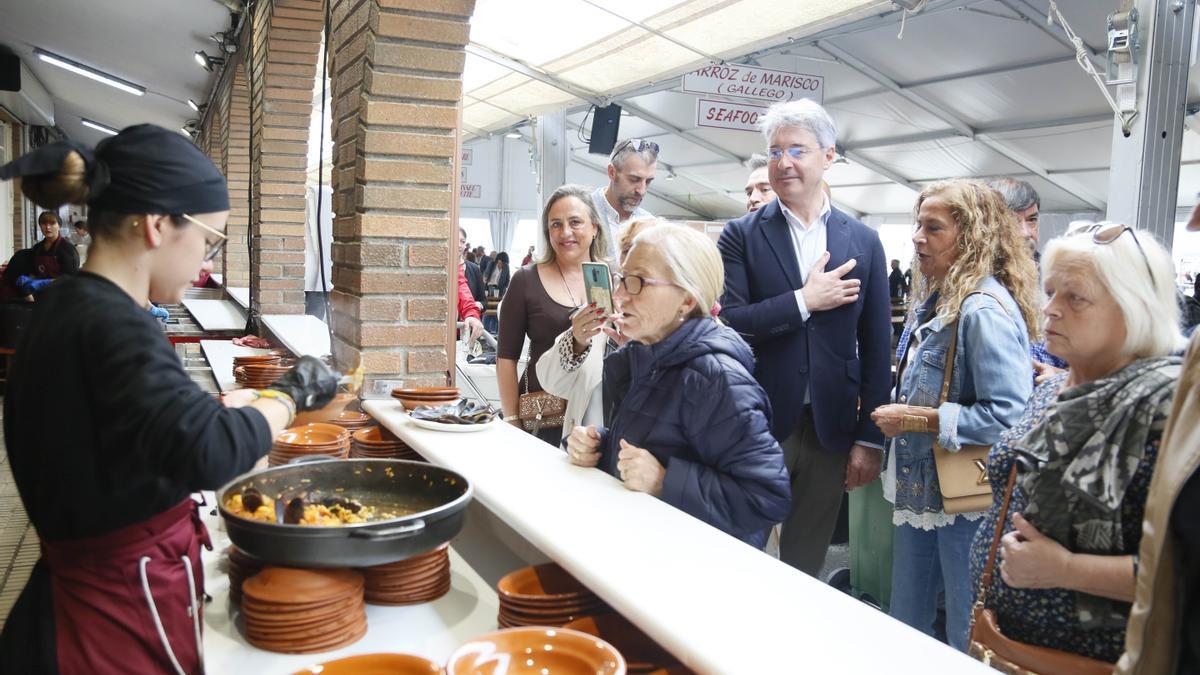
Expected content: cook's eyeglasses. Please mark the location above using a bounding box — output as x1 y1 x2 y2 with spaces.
181 213 228 262
767 146 815 161
612 138 660 158
1081 222 1157 292
613 272 679 296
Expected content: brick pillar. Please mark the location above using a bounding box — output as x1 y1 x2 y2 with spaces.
328 0 474 394
203 95 227 273
224 64 252 287
248 0 324 315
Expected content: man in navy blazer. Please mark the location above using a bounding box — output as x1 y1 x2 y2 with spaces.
718 99 891 576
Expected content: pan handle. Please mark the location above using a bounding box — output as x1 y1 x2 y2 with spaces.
349 519 426 540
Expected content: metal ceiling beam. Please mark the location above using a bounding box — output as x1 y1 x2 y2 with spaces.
819 41 1108 209
997 0 1103 65
842 111 1116 151
902 53 1076 87
817 41 975 138
570 154 719 220
465 43 608 108
840 150 923 192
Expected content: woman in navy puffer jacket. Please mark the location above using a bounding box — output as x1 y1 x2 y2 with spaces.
566 225 791 547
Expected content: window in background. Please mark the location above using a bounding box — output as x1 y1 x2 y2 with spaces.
509 219 539 265
1174 220 1200 295
459 218 493 253
876 223 915 272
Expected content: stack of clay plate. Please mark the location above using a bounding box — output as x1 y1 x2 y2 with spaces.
240 567 367 654
350 426 421 460
235 360 290 389
360 543 451 605
268 422 351 467
496 563 609 629
226 546 266 607
566 613 693 674
327 409 373 432
390 386 459 411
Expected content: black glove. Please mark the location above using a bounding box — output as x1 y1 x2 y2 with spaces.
268 355 339 412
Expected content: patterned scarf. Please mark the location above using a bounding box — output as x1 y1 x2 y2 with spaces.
1016 355 1180 626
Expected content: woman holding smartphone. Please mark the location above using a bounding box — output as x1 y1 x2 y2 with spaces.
497 184 610 444
536 216 664 439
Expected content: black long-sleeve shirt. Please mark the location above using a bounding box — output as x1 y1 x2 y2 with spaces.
3 272 272 541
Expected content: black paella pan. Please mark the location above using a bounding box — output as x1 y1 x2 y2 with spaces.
217 458 472 567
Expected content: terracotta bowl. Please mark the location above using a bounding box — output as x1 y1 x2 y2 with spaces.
392 387 459 398
446 627 625 675
276 423 350 447
293 653 444 675
352 427 405 448
234 354 281 365
396 397 458 412
497 564 594 604
294 392 357 426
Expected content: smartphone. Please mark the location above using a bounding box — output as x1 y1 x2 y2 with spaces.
581 261 614 317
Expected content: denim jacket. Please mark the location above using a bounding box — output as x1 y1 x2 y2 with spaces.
892 276 1033 516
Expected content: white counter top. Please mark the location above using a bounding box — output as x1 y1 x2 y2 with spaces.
228 287 249 309
201 493 500 674
262 314 330 359
182 298 248 332
199 340 272 392
362 399 992 675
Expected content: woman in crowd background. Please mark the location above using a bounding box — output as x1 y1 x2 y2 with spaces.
971 224 1183 665
565 224 790 546
497 184 609 443
871 179 1040 650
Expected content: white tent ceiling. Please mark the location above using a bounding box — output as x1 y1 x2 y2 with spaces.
464 0 1200 220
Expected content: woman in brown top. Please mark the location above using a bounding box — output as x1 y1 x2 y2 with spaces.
498 184 610 443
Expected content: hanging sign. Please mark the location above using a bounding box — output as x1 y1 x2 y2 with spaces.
682 64 824 104
695 98 769 133
460 184 482 199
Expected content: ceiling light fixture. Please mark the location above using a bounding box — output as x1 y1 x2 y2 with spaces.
194 50 224 72
34 48 145 96
187 99 205 113
505 130 521 139
80 118 119 136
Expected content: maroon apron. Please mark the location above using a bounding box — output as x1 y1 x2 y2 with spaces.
41 498 212 674
34 237 65 279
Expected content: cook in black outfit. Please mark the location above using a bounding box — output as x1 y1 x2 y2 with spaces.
0 124 338 674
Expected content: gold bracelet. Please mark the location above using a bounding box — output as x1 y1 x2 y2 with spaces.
900 414 929 433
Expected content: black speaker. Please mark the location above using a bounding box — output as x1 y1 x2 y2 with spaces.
588 104 621 156
0 52 19 92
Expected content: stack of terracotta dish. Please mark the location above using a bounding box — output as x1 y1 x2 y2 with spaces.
268 422 351 467
566 614 691 674
446 626 626 675
226 546 265 607
496 563 609 629
350 426 421 460
240 567 368 654
391 386 459 411
234 360 290 389
327 409 373 432
360 543 451 605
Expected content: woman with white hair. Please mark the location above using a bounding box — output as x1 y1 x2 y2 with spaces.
966 223 1184 666
565 224 791 546
535 216 665 438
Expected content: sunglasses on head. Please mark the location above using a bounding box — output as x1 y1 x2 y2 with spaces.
1078 222 1157 292
612 138 659 158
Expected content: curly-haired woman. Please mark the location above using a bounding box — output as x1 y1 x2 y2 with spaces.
870 179 1042 650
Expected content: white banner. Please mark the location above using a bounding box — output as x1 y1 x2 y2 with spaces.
695 98 769 133
682 64 823 104
460 184 481 199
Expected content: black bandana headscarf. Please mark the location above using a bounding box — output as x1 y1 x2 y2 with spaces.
0 123 229 214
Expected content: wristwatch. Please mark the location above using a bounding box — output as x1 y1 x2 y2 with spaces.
900 413 930 433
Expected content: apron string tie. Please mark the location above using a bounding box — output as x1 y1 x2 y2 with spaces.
139 556 202 675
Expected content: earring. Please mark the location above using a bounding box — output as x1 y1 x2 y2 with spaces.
132 220 139 228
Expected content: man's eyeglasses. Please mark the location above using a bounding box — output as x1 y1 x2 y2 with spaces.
767 146 815 161
1083 222 1157 292
612 138 660 160
613 272 679 296
181 213 228 263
